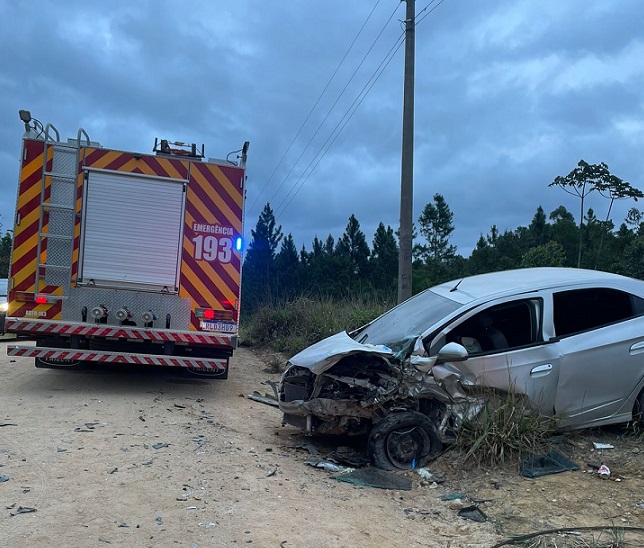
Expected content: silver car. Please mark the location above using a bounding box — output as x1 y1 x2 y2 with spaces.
278 268 644 469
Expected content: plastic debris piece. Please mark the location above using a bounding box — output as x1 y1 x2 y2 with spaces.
265 469 277 477
294 443 320 456
152 443 171 450
0 474 9 483
520 450 579 478
331 468 413 490
305 460 354 473
598 464 611 479
457 505 487 522
417 468 445 483
593 442 615 450
247 391 279 407
441 493 466 501
198 522 217 528
10 506 36 516
156 516 163 525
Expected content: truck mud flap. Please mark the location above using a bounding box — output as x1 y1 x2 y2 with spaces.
7 345 228 373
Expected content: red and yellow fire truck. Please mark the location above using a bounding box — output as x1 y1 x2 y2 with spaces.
3 110 248 378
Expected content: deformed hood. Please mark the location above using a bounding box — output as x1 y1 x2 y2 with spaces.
287 331 394 375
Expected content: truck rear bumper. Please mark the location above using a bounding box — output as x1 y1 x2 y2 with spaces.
7 345 227 372
4 317 236 347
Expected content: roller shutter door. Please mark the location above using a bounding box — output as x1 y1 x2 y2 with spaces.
79 171 185 289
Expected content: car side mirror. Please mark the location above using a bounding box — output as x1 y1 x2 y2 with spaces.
436 342 469 364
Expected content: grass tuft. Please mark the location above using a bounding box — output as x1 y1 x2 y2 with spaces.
454 388 559 467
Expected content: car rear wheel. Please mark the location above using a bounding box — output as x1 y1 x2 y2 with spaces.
368 411 442 470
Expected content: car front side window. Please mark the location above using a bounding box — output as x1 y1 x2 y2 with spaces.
429 298 542 356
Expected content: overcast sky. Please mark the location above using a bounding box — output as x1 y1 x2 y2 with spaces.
1 0 643 257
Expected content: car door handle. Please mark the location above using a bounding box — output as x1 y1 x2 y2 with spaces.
530 364 553 377
630 341 644 355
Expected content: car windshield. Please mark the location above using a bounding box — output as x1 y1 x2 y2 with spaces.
352 289 460 353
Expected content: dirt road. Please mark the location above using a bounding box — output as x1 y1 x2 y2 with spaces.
1 341 643 547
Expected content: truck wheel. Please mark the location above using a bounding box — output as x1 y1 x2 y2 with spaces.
368 411 442 470
35 357 84 369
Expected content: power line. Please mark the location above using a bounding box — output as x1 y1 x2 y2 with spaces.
275 32 406 221
416 0 447 25
274 0 450 225
246 0 386 220
265 2 403 219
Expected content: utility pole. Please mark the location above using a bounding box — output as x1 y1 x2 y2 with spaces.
398 0 415 303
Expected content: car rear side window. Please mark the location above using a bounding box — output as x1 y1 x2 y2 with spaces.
553 288 644 337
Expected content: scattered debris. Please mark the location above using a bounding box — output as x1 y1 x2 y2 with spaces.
109 467 118 474
331 467 413 490
247 391 279 407
152 443 171 450
0 423 17 427
294 443 320 456
11 506 37 516
416 468 445 483
305 460 354 473
156 516 163 525
441 493 466 501
198 522 217 528
593 442 615 450
0 474 9 483
597 464 611 480
265 469 277 477
520 450 579 478
457 505 487 522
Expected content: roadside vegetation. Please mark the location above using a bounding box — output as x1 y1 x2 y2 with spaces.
240 294 392 357
453 389 559 467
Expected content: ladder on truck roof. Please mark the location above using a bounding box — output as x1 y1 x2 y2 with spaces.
35 125 91 297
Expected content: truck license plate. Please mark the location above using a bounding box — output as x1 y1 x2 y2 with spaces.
200 320 237 333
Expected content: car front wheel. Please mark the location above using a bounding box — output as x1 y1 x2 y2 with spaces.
368 411 442 470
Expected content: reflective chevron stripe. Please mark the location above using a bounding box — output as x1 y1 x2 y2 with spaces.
4 318 235 346
7 345 226 371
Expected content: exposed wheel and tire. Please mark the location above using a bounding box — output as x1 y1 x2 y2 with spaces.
368 411 442 470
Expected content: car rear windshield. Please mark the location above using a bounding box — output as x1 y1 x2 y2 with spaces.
352 290 460 351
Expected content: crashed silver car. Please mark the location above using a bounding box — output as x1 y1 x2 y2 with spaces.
278 268 644 469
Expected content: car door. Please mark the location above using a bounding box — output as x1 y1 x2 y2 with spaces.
550 286 644 428
427 296 560 415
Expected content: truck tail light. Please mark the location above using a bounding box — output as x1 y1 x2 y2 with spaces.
203 309 215 320
35 295 48 304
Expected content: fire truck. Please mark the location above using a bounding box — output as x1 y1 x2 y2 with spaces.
3 110 248 378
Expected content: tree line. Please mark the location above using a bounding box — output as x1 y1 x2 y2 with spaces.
241 160 643 313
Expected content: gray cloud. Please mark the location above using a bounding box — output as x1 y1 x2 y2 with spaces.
1 0 643 259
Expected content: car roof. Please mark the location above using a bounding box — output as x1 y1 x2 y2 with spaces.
430 267 641 305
